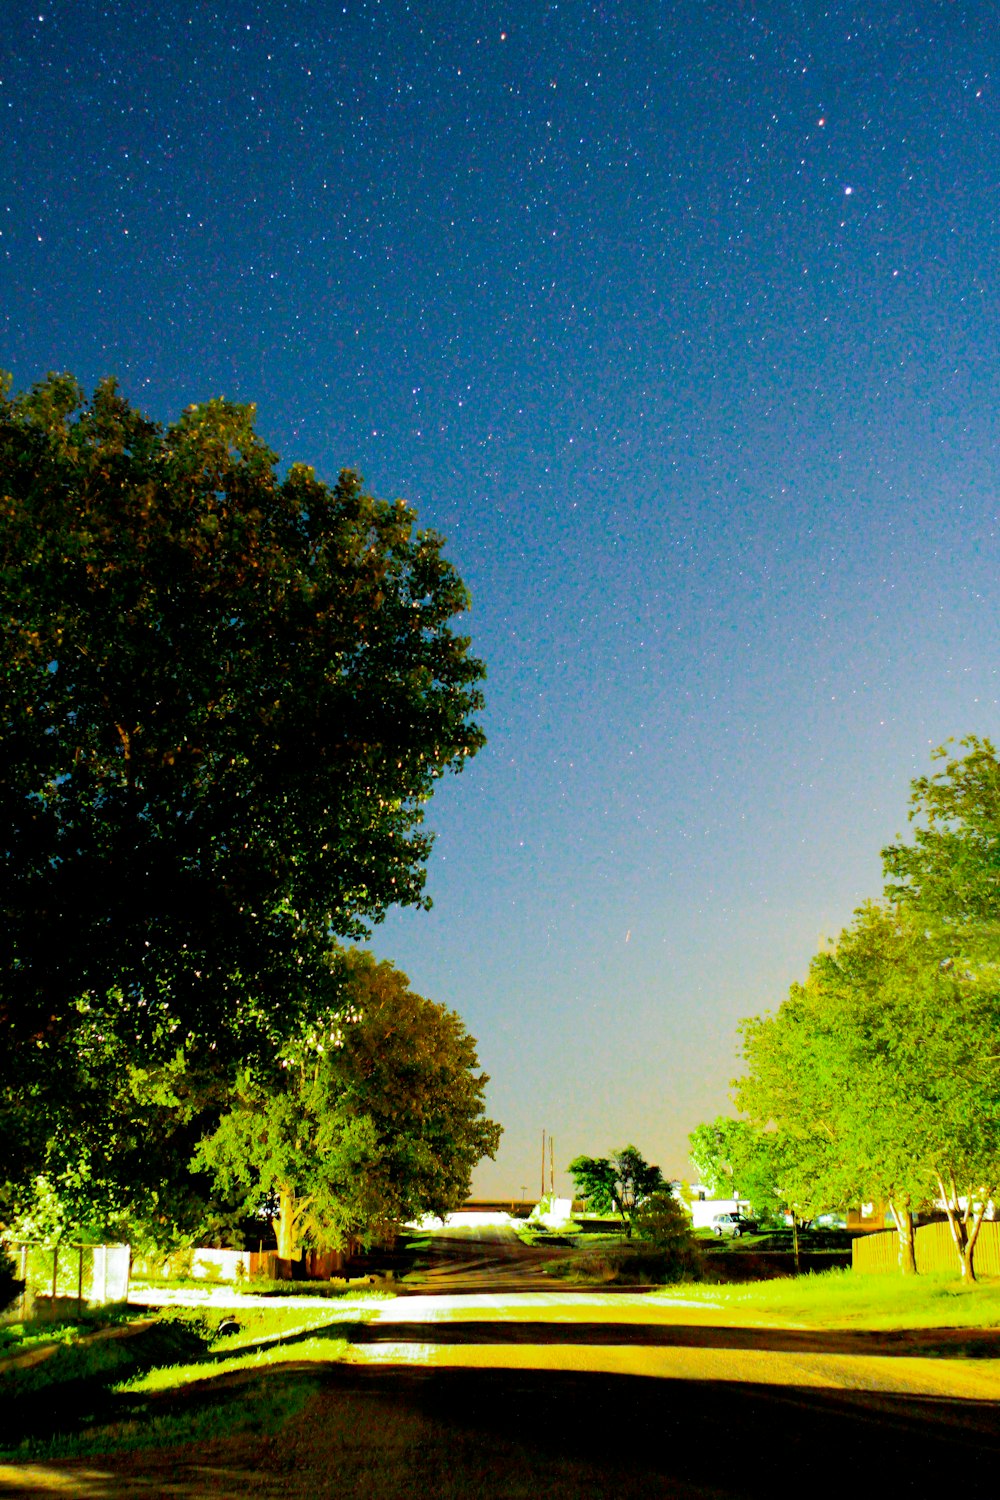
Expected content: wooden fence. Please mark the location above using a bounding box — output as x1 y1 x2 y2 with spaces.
853 1219 1000 1275
132 1241 360 1284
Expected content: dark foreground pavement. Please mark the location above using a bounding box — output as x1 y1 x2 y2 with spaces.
2 1356 998 1499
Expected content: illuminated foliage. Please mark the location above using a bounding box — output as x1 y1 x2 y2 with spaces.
195 950 502 1258
687 1116 786 1223
736 903 1000 1276
632 1189 702 1278
883 735 1000 956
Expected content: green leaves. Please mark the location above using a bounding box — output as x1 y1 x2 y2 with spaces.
735 902 1000 1224
688 1117 786 1220
568 1146 666 1233
883 735 1000 958
0 375 485 1083
196 950 502 1254
733 737 1000 1249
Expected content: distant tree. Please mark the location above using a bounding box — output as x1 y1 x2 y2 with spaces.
196 952 502 1259
567 1146 665 1239
687 1119 735 1199
0 372 485 1093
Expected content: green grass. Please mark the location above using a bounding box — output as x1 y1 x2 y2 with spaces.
29 1370 320 1462
0 1302 365 1462
0 1302 139 1358
121 1308 358 1393
692 1226 853 1253
511 1225 575 1247
655 1267 1000 1329
236 1277 395 1298
132 1272 395 1297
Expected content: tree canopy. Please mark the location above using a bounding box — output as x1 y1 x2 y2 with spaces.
883 735 1000 960
688 1116 786 1223
195 951 502 1258
2 1033 241 1251
735 901 1000 1276
727 741 1000 1277
0 373 485 1089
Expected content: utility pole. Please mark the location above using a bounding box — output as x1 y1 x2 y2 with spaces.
541 1129 546 1201
549 1134 555 1197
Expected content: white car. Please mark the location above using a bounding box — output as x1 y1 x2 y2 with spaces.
711 1212 756 1239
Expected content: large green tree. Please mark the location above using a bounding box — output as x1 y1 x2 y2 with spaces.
3 1036 243 1252
883 736 1000 957
0 373 484 1130
737 903 1000 1277
880 736 1000 1274
195 951 502 1259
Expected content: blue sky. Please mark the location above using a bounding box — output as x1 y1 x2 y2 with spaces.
2 1 998 1193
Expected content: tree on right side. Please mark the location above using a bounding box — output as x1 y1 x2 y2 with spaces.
880 736 1000 1275
736 901 1000 1277
882 735 1000 960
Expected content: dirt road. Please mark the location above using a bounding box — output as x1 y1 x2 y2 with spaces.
396 1214 575 1293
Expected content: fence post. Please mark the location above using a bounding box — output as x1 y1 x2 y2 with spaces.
92 1245 105 1305
51 1244 58 1310
76 1245 84 1316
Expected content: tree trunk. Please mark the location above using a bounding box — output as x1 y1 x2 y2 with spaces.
791 1214 801 1275
938 1174 991 1282
963 1200 989 1281
276 1184 298 1262
889 1197 917 1274
939 1174 970 1280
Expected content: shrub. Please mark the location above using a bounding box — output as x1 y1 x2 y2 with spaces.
632 1192 703 1281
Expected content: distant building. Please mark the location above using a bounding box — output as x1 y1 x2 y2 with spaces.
682 1185 753 1231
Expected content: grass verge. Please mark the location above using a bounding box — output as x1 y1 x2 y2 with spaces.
0 1303 364 1461
131 1273 394 1298
0 1302 139 1359
655 1267 1000 1329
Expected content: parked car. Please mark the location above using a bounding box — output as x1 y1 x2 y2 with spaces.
711 1212 757 1238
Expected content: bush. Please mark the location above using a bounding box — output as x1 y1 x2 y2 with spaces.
632 1192 703 1281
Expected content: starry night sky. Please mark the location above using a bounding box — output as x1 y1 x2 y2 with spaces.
3 2 999 1196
